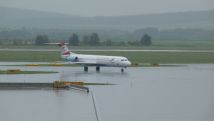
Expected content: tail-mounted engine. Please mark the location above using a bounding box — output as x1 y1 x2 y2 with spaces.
66 55 78 62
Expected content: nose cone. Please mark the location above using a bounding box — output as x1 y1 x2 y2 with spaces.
127 61 132 66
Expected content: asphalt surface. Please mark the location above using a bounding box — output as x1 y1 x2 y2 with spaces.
1 48 214 52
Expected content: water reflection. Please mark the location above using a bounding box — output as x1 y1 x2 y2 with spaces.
62 70 128 78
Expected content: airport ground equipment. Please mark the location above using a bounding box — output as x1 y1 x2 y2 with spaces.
0 81 89 92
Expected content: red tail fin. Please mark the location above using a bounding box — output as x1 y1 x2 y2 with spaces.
58 41 71 56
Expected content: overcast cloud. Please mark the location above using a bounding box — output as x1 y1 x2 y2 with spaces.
0 0 214 16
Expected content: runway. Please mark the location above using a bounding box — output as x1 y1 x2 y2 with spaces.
1 48 214 52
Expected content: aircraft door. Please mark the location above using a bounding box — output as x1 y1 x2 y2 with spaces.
111 58 117 66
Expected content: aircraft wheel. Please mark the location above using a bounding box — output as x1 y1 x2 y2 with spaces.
84 66 88 72
121 68 124 72
96 66 100 72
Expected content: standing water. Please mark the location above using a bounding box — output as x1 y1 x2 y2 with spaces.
0 63 213 121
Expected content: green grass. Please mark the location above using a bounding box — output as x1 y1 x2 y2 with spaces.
151 40 214 50
0 51 61 62
0 70 58 74
1 40 213 64
1 40 214 50
0 51 214 64
80 51 214 64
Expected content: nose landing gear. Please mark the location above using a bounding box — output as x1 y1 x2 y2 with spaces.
121 68 124 72
96 66 100 72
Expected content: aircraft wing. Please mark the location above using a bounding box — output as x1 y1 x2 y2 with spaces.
67 61 106 66
68 61 96 65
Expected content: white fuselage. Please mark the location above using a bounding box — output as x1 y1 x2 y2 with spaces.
63 53 131 67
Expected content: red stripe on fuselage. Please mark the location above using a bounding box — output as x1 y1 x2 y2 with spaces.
63 51 70 55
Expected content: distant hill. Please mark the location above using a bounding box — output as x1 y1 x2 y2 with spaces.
0 6 214 30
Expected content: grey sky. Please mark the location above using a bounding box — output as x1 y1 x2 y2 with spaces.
1 0 214 16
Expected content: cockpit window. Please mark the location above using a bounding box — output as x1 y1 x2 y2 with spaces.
121 59 128 61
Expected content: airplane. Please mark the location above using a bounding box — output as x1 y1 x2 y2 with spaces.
56 42 131 72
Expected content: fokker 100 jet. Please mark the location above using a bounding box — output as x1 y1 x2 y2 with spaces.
55 42 131 72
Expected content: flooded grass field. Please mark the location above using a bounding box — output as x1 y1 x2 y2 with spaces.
0 62 213 121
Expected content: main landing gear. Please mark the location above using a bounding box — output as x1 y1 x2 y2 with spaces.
96 66 100 72
84 66 100 72
84 66 88 72
84 66 125 72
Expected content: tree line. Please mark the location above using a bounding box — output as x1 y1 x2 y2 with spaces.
34 33 152 46
1 28 214 42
